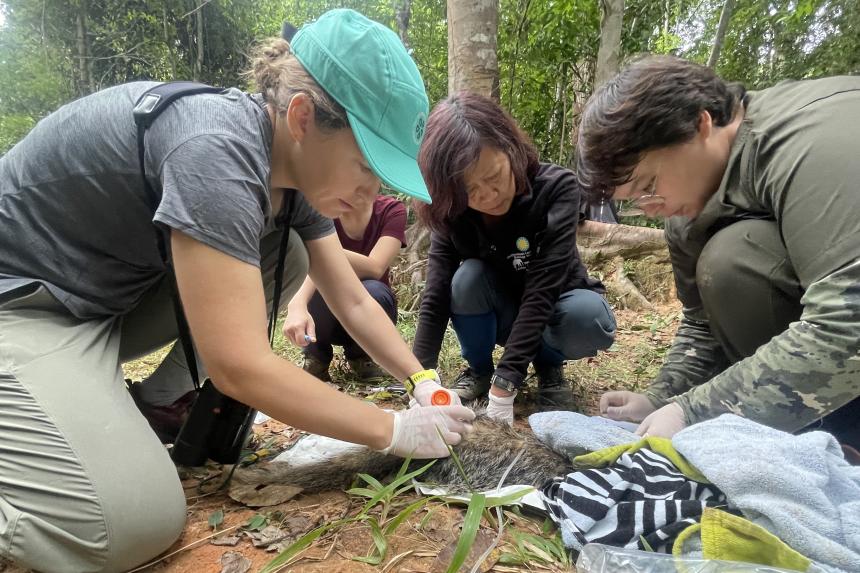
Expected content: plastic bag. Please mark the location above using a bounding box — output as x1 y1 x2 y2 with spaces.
576 544 800 573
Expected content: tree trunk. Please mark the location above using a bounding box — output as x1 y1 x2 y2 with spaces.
195 2 204 81
594 0 625 88
707 0 736 68
163 3 177 78
557 63 570 164
577 220 667 262
74 0 92 96
447 0 500 99
395 0 413 49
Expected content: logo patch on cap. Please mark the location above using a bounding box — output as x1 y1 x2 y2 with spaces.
413 112 427 145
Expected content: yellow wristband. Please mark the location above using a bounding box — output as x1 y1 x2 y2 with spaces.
404 369 438 395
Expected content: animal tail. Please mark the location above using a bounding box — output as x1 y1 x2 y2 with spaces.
233 434 402 492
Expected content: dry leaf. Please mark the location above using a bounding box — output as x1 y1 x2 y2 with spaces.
280 514 313 537
246 525 288 548
228 481 303 507
211 535 242 547
219 551 251 573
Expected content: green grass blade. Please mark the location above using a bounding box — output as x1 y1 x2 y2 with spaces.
353 518 387 565
445 492 486 573
259 518 350 573
483 487 532 508
640 534 655 552
357 473 385 490
393 483 417 498
358 459 436 516
436 425 475 493
345 486 379 499
383 496 437 536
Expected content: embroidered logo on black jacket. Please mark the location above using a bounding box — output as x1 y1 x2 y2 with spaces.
508 236 532 272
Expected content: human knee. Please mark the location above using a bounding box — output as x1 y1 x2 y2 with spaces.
550 290 616 357
696 220 780 308
697 225 748 305
450 259 493 315
98 474 186 572
362 279 393 302
3 477 185 573
362 279 397 320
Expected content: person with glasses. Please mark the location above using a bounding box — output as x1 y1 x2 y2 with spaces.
0 10 473 572
411 92 616 424
576 55 860 456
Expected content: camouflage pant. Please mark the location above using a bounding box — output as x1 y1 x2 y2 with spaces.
697 220 860 448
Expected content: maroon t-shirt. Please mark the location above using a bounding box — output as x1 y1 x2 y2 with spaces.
334 195 407 287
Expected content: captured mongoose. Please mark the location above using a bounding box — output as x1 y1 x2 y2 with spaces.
234 415 574 494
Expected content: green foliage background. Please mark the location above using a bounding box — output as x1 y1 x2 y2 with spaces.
1 0 858 157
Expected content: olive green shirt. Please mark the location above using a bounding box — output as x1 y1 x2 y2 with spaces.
648 76 860 431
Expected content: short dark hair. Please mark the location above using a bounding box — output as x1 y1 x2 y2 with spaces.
417 92 539 234
576 55 746 198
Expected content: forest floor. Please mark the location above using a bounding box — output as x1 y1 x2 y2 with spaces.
2 259 679 573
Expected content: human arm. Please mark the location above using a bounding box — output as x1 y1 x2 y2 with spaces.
672 257 860 432
342 236 402 280
283 276 318 347
491 168 582 394
341 197 407 280
642 217 731 408
412 232 461 369
171 231 472 456
307 233 461 406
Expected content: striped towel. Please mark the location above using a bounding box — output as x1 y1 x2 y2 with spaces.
541 447 726 552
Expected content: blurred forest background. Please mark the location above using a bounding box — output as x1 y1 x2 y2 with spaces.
1 0 858 156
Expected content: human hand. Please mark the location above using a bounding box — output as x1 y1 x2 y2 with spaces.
282 307 316 347
635 402 687 438
410 372 462 407
379 405 476 459
485 388 516 425
599 390 657 423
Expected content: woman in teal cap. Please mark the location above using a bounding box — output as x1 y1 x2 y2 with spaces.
0 9 472 572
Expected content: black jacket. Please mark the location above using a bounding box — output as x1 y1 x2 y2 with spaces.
412 163 603 387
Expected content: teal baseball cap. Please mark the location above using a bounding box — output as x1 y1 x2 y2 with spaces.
291 9 432 203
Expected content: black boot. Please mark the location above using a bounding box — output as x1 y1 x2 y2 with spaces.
534 364 576 411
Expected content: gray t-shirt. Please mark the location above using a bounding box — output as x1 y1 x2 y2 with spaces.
0 82 333 318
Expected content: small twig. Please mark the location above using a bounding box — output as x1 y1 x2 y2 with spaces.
323 532 340 560
126 523 243 572
180 0 214 19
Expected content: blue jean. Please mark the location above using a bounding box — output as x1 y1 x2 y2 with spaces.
450 259 616 376
305 279 397 363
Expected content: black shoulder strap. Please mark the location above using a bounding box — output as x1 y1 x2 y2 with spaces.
134 81 291 390
134 82 222 222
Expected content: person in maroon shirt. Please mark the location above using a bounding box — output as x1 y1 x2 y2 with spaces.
284 191 407 383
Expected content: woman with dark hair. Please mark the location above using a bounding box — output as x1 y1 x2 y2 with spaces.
412 92 616 424
577 55 860 453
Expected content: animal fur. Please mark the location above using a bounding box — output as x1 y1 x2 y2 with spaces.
234 415 574 494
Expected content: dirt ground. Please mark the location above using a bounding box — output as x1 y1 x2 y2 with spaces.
1 302 680 573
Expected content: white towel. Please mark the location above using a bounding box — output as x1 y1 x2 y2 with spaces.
673 414 860 573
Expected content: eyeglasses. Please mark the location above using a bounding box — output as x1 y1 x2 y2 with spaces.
617 175 665 217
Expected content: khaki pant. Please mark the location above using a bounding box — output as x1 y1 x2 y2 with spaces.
0 230 307 573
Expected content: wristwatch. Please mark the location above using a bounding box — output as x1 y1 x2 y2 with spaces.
491 373 517 393
404 369 439 396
